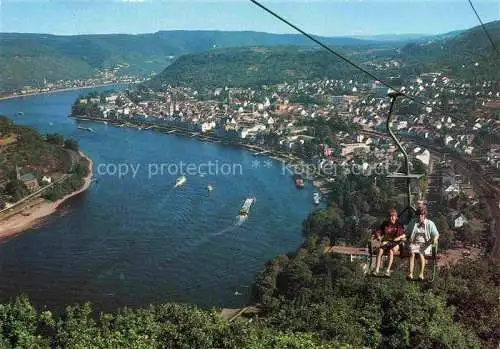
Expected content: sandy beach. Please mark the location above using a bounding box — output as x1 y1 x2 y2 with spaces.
0 152 93 240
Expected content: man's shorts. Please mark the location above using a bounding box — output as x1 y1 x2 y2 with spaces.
382 241 400 250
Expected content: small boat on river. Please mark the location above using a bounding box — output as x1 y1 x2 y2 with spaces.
240 197 256 216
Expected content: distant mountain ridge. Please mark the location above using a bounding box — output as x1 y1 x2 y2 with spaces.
0 22 497 93
0 29 461 93
353 29 466 42
352 34 432 42
0 30 384 93
148 21 500 89
399 20 500 80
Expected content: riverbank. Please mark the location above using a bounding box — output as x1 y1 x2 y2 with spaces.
0 89 314 311
0 82 134 101
74 116 301 162
73 116 332 197
0 152 93 240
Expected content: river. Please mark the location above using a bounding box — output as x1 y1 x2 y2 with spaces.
0 87 317 312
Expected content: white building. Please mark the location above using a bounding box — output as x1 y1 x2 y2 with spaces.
41 176 52 184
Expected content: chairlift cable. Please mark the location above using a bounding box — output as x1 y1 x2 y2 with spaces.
249 0 388 87
249 0 485 126
467 0 500 57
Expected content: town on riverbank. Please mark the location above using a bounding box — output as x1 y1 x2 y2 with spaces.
73 77 499 188
0 72 145 101
69 74 500 259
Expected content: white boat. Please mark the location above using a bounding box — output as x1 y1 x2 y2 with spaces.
313 192 320 205
77 126 95 132
240 197 256 216
207 185 213 192
174 176 186 188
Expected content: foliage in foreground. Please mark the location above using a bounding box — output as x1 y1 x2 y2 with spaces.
253 237 498 349
0 295 359 349
0 248 497 348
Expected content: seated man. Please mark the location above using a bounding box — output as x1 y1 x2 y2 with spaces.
406 205 439 280
372 208 406 276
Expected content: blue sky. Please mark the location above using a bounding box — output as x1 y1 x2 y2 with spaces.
1 0 499 36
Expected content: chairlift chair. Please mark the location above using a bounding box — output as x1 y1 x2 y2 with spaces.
367 90 438 282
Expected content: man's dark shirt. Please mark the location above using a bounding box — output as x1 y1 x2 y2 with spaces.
375 221 405 241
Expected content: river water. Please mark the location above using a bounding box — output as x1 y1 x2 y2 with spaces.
0 87 317 312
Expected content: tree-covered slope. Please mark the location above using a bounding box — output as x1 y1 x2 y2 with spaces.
399 20 500 79
147 21 500 90
146 46 372 90
252 243 498 349
0 116 71 182
0 254 496 348
2 21 494 92
0 31 381 92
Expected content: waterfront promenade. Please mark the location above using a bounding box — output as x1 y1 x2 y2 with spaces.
72 115 333 196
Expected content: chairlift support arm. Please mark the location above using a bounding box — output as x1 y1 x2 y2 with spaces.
386 91 412 210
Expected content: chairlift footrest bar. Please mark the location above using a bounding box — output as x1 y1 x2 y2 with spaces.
386 173 424 179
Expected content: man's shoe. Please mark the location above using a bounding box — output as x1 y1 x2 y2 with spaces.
384 270 391 277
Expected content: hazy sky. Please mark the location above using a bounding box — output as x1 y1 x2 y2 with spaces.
1 0 499 36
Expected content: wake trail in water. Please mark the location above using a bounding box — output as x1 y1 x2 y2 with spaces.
157 186 185 211
235 215 247 226
162 183 185 199
180 216 247 254
158 188 174 204
208 216 246 237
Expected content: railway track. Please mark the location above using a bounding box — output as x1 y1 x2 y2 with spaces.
425 158 443 219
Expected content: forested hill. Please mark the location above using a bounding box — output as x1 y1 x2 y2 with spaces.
399 20 500 80
0 116 70 183
145 46 372 90
0 30 384 92
148 21 500 90
2 21 496 92
0 116 88 204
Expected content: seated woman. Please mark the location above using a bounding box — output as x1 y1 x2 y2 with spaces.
372 208 406 277
406 205 439 280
